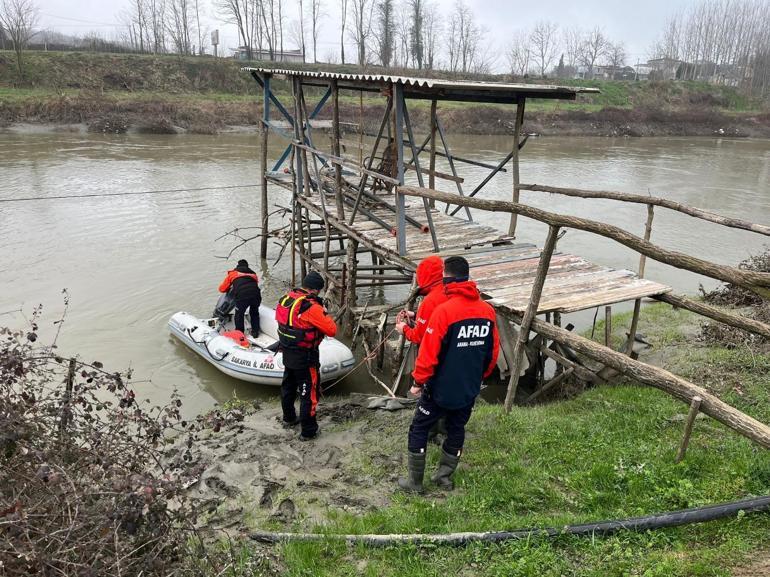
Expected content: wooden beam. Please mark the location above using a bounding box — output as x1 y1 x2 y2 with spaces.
399 186 770 295
294 142 399 186
520 183 770 238
625 205 654 355
525 368 574 405
504 224 560 411
405 163 464 184
654 292 770 340
331 79 346 220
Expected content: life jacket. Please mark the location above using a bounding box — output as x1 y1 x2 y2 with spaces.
275 289 323 350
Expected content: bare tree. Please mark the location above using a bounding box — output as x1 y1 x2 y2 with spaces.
349 0 374 66
309 0 322 62
339 0 348 63
447 0 482 74
408 0 424 69
529 20 558 77
422 0 440 70
506 29 530 77
606 40 626 68
296 0 306 61
0 0 38 78
218 0 254 58
562 26 583 70
374 0 394 67
580 26 610 77
167 0 192 54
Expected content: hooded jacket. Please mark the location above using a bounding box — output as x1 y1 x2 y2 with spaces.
412 280 499 410
402 256 447 345
219 264 261 301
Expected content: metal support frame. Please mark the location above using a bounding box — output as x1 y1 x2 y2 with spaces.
433 113 473 222
394 83 407 256
401 97 439 252
259 75 271 259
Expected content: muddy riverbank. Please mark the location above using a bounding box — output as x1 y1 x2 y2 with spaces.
2 93 769 137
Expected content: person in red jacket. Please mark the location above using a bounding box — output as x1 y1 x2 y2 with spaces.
219 259 262 337
398 256 499 494
276 271 337 441
395 255 447 345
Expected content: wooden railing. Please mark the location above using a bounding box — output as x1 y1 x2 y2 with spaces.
398 184 770 450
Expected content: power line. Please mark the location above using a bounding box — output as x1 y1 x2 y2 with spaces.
0 184 258 204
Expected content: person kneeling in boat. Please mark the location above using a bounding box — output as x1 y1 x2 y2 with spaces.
219 259 262 338
276 271 337 441
398 256 499 494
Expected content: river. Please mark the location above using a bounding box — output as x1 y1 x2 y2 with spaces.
1 131 768 415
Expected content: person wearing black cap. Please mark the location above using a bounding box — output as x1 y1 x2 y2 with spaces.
218 259 262 337
275 271 337 440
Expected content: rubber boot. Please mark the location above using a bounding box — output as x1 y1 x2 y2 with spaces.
397 451 426 494
431 448 460 490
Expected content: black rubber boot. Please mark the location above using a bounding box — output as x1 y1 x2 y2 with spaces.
397 451 426 494
431 448 460 490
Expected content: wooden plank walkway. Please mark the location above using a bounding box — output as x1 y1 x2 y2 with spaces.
287 184 671 314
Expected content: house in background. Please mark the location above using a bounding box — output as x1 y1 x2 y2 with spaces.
646 57 683 80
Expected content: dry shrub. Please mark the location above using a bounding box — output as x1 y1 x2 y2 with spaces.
699 249 770 348
0 307 198 577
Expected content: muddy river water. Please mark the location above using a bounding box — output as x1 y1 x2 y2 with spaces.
1 132 768 415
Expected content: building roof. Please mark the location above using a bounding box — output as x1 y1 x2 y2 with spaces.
244 67 600 103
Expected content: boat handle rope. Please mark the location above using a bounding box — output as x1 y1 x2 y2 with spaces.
322 327 398 394
186 327 230 362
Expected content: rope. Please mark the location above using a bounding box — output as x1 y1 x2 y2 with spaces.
0 184 258 204
322 327 398 393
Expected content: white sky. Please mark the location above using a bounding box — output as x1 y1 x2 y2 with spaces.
35 0 695 68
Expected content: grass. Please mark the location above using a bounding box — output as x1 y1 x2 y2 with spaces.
210 302 770 576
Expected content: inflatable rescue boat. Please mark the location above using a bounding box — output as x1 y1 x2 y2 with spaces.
168 304 355 386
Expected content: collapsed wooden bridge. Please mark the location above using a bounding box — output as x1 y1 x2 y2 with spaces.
246 67 770 450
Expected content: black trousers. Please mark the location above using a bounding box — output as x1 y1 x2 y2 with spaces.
234 295 261 335
407 393 475 456
280 364 320 437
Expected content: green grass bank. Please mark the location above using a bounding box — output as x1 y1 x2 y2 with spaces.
1 51 769 137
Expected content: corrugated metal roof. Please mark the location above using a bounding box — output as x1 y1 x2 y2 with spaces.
243 67 600 97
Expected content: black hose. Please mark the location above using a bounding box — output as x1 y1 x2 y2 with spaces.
249 494 770 547
186 327 230 362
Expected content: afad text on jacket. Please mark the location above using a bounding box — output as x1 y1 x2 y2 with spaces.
412 280 499 410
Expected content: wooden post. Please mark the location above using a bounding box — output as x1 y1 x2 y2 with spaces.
344 238 359 333
504 224 560 411
428 99 437 209
260 75 271 259
58 357 76 441
676 396 702 463
526 367 574 405
508 98 526 237
331 79 345 220
625 204 655 355
605 306 612 347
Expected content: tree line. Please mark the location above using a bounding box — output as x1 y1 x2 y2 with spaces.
1 0 769 99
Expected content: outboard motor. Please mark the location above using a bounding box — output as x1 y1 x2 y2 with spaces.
213 292 236 321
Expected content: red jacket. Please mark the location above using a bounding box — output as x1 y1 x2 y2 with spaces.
412 280 499 409
219 269 259 293
403 256 447 345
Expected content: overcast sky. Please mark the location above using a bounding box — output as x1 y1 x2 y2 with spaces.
36 0 696 68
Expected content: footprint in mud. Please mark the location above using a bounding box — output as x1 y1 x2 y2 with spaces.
258 481 283 509
270 498 296 522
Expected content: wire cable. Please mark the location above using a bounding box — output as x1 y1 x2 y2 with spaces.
0 184 258 204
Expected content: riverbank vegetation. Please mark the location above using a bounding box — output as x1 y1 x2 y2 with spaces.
1 51 769 137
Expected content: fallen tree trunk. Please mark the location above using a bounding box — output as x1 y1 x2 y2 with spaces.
399 186 770 297
508 313 770 449
520 183 770 238
654 292 770 340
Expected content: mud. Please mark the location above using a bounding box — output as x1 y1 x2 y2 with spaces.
170 399 412 533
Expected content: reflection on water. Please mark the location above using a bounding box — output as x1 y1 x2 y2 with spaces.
1 132 768 414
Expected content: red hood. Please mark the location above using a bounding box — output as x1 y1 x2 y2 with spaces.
415 255 443 294
444 279 480 300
